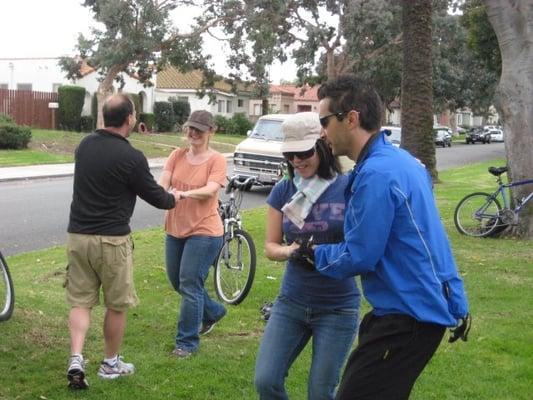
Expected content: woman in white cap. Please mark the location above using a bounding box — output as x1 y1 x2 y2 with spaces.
158 110 227 358
254 112 360 399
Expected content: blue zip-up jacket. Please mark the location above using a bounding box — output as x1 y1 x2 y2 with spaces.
314 133 468 327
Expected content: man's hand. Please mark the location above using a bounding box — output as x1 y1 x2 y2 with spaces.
289 236 315 271
449 313 471 343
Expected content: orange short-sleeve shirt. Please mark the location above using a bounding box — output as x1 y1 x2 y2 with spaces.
163 148 227 238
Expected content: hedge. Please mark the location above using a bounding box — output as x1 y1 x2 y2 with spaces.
58 85 85 132
168 98 190 127
80 116 94 132
0 122 32 149
154 101 174 132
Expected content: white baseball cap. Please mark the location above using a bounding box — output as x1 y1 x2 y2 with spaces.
280 112 321 153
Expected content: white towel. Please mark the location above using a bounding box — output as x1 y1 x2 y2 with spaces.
281 174 337 228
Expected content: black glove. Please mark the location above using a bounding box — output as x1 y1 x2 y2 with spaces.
449 314 472 343
289 236 315 271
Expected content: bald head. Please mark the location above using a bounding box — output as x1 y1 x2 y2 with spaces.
103 94 135 128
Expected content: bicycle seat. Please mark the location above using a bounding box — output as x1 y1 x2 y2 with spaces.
488 166 508 176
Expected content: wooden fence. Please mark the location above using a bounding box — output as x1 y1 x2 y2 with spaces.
0 89 58 129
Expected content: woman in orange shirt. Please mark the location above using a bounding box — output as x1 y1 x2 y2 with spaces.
159 110 227 358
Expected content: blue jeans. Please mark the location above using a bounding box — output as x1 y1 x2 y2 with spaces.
254 295 359 400
165 234 225 352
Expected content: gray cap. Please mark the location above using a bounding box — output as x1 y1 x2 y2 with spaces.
184 110 215 132
280 112 321 153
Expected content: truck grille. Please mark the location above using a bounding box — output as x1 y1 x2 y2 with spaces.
233 153 284 173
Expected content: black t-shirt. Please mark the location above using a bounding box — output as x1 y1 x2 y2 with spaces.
68 129 175 235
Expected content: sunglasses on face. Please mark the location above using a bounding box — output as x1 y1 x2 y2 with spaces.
282 147 316 161
319 111 349 128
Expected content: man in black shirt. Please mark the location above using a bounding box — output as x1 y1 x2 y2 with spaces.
65 94 179 389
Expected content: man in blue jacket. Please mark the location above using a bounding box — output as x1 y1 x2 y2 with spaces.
296 75 470 399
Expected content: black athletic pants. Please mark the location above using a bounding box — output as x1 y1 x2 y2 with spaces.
335 312 446 400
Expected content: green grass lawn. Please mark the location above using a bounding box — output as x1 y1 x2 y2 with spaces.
0 161 531 399
0 129 239 167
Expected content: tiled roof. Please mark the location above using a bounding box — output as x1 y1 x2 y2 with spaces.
270 84 319 101
156 67 234 92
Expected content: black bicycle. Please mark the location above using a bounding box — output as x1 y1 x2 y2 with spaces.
214 176 257 305
454 166 533 237
0 250 15 321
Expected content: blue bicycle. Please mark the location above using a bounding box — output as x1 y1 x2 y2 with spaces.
454 166 533 237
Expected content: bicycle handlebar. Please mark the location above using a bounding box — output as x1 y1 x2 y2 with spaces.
225 176 257 194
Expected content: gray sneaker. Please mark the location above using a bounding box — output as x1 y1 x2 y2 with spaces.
67 355 89 390
97 356 135 379
170 347 192 358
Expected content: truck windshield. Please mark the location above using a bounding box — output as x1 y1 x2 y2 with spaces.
250 119 284 141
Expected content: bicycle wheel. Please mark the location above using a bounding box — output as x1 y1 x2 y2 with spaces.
454 192 505 237
0 251 15 321
214 229 256 305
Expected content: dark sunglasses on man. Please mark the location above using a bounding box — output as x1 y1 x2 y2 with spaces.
319 111 348 128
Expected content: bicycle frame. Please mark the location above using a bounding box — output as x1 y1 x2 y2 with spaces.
494 178 533 213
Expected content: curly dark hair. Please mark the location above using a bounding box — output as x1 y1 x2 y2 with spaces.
286 138 341 180
317 75 383 133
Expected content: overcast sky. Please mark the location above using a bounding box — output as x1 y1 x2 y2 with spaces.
0 0 297 83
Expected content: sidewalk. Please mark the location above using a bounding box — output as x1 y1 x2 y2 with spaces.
0 154 233 182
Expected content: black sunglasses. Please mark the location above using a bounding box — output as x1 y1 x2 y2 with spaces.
319 111 348 128
282 147 316 161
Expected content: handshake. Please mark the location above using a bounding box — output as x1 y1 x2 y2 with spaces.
169 189 187 203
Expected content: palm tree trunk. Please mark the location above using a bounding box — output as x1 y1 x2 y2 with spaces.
400 0 436 180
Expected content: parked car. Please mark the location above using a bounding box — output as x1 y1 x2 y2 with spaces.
489 129 504 142
233 114 288 186
466 127 491 144
381 125 402 147
434 127 452 148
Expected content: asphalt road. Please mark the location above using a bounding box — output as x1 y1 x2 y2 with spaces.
0 142 505 256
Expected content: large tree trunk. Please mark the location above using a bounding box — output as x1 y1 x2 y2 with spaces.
400 0 436 179
484 0 533 237
95 64 127 129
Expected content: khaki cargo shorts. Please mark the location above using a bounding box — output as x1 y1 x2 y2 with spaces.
65 233 139 311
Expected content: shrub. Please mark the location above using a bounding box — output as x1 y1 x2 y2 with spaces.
229 113 253 135
168 98 191 127
58 85 85 132
138 113 155 132
153 102 174 132
0 114 14 123
0 122 32 149
214 115 230 134
80 116 94 132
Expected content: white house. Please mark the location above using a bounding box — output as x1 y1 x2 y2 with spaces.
0 57 155 116
0 57 65 92
155 67 253 118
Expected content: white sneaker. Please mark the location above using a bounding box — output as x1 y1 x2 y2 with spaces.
67 355 89 389
97 355 135 379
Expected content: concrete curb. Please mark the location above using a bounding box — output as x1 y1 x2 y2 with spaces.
0 153 233 183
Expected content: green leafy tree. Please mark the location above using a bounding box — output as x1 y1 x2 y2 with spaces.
60 0 222 128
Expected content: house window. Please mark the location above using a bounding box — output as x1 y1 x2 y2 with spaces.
52 83 62 93
226 100 233 113
17 83 32 91
0 83 8 90
218 100 224 113
237 99 244 108
253 104 262 116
